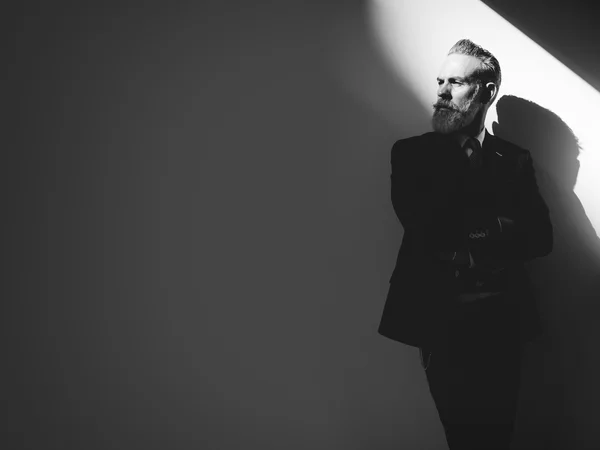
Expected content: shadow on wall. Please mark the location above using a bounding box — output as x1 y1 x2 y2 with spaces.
492 95 600 449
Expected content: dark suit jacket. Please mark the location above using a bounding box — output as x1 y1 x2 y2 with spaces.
378 131 553 348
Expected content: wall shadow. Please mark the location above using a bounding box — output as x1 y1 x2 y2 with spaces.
492 95 600 449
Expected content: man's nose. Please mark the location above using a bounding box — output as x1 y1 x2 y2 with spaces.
437 82 451 99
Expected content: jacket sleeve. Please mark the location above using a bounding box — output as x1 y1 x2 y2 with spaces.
467 150 553 263
390 139 467 258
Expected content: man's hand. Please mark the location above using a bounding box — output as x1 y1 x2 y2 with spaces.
466 214 516 267
465 213 516 242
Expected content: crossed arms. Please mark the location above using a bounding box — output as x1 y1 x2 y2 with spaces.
390 139 553 268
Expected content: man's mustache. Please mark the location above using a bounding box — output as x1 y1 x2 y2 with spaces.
433 101 457 111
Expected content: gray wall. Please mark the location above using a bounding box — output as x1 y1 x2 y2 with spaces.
8 2 443 449
8 1 600 449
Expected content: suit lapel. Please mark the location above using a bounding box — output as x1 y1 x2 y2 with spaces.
483 130 503 156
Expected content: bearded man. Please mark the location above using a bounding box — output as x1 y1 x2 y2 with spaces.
378 39 553 449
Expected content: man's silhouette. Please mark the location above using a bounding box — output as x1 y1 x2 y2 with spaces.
378 39 553 449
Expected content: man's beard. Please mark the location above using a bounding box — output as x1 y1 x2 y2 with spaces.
431 91 481 134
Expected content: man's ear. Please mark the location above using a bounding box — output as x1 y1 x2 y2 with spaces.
481 82 498 104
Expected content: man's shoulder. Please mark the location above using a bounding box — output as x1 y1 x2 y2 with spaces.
393 131 439 147
391 132 442 157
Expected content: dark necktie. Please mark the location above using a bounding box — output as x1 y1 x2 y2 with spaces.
464 137 482 170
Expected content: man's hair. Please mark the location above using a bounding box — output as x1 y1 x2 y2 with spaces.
448 39 501 89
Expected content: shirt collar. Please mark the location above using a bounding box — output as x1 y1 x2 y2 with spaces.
455 128 486 149
475 127 486 147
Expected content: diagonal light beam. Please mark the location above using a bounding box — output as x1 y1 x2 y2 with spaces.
367 0 600 239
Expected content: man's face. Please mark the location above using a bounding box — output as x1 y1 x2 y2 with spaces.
432 53 485 134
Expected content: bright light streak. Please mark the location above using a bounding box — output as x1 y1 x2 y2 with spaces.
368 0 600 239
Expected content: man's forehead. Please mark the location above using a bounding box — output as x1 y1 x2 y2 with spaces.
438 53 482 79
